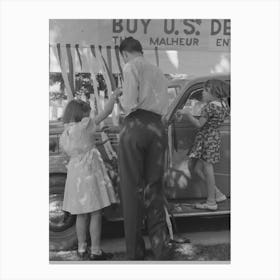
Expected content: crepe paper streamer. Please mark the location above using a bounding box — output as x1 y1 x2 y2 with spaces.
70 45 77 91
78 46 100 118
75 44 83 72
110 47 119 75
164 205 174 240
66 44 75 94
116 133 120 142
101 131 117 160
56 44 74 100
155 46 159 67
91 45 111 101
106 46 112 74
70 47 80 91
97 46 116 90
89 45 105 113
99 46 123 126
79 47 89 73
90 44 96 58
114 45 124 81
86 45 99 73
83 47 101 115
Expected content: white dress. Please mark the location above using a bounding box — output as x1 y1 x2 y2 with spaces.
60 117 117 215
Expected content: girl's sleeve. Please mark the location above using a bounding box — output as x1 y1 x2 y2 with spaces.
80 116 97 133
201 103 213 119
59 129 72 155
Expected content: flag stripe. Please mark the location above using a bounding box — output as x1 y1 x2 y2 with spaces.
66 44 75 93
114 45 123 81
56 44 73 100
75 44 83 72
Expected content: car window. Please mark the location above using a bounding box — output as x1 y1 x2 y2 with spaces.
182 88 205 117
49 134 60 154
167 86 180 106
180 80 230 118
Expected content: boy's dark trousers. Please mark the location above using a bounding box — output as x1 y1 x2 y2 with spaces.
119 109 170 260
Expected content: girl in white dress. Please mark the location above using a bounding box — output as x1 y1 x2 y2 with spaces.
60 89 121 260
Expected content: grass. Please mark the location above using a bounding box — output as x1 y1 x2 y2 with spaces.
49 243 230 262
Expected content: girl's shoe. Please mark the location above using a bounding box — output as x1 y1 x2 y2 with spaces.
215 193 227 203
88 250 113 261
215 186 227 203
194 202 218 211
77 250 88 260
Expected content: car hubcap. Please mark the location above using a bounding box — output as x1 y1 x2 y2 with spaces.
49 194 75 232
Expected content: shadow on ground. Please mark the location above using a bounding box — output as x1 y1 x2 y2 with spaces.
50 243 230 262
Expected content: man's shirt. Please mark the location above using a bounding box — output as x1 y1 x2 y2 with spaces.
120 56 169 116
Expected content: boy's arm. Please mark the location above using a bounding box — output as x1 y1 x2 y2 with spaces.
119 63 139 115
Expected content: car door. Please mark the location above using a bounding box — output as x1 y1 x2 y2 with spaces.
164 78 230 203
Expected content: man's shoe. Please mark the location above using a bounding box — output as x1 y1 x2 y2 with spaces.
170 236 191 244
156 243 176 260
135 237 146 260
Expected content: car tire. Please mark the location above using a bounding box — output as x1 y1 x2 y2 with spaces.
49 175 77 251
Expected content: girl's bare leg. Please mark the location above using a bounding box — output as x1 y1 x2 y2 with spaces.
194 159 205 181
202 161 216 204
89 210 102 254
76 213 89 252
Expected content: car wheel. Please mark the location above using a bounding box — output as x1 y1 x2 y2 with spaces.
49 175 77 251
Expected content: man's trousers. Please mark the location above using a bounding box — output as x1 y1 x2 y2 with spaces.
119 109 170 260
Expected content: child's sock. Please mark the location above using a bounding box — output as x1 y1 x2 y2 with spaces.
78 242 87 253
206 199 217 205
90 247 102 255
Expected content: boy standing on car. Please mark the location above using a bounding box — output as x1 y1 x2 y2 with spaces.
117 37 171 260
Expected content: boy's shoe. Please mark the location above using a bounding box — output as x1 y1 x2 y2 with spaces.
156 242 176 261
88 250 113 261
215 193 227 203
170 235 191 244
194 202 218 211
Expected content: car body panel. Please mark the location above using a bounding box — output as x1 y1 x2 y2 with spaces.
49 74 230 221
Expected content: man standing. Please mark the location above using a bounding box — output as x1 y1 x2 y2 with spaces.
117 37 171 260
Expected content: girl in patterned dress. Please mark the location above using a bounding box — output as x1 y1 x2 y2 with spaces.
59 89 121 260
176 79 230 211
